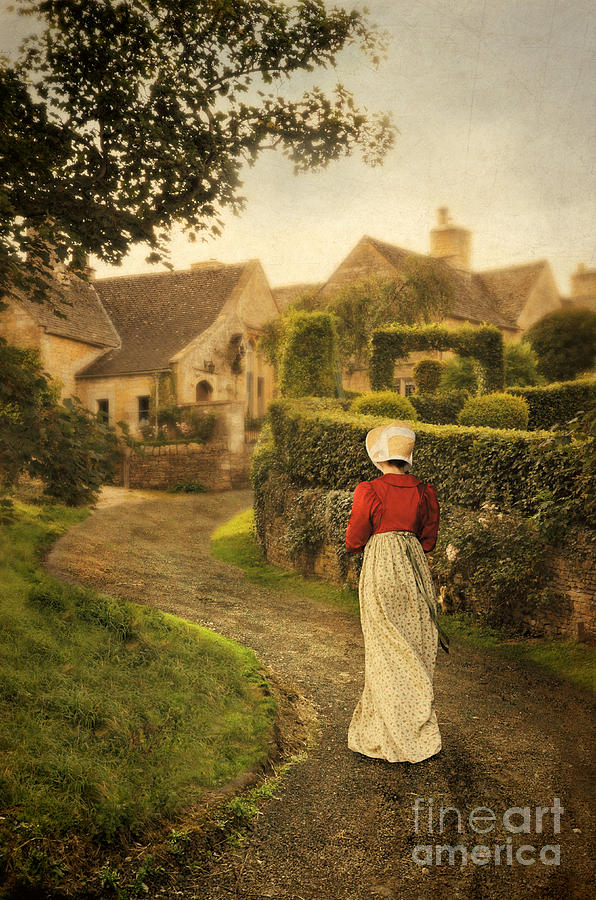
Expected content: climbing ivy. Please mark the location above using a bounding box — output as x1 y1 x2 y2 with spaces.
370 323 504 393
278 311 339 398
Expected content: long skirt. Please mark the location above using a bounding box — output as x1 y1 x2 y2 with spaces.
348 530 442 763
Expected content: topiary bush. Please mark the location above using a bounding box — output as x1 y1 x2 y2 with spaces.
506 377 596 430
524 307 596 382
410 389 468 424
278 310 339 398
413 358 445 394
457 392 529 430
350 390 418 420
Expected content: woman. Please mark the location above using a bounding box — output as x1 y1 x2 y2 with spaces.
345 420 448 764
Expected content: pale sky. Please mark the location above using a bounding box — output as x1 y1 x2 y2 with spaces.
1 0 595 294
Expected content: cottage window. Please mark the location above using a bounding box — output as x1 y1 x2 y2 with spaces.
257 376 265 416
97 399 109 424
196 380 213 401
138 396 150 424
404 380 415 397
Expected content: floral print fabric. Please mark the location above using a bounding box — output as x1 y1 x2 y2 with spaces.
348 530 442 763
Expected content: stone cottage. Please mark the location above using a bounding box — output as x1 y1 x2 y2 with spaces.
1 258 279 442
274 208 564 394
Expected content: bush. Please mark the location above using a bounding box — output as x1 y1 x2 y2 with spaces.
457 392 529 430
266 399 593 525
506 378 596 430
278 310 339 398
410 389 468 424
504 340 542 387
413 358 445 394
524 307 596 382
350 390 418 420
168 481 208 493
439 355 480 394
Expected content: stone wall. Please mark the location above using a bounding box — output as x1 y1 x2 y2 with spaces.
119 441 251 491
258 481 596 643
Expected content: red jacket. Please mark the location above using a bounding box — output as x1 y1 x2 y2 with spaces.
345 473 440 554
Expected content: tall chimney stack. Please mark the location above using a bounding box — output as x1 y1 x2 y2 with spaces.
430 207 472 271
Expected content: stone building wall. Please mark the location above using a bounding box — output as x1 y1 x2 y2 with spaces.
119 441 251 491
258 482 596 643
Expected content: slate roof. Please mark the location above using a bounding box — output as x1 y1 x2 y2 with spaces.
475 260 548 322
365 237 518 329
271 282 324 312
78 263 246 377
14 275 119 348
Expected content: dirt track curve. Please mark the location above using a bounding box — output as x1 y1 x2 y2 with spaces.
46 487 596 900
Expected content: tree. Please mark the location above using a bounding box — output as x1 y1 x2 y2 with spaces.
1 0 395 306
503 339 542 387
524 308 596 382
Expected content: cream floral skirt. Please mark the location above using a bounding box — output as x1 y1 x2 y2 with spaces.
348 531 442 763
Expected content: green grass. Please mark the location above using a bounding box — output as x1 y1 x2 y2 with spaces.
212 508 596 695
211 508 359 615
0 502 277 895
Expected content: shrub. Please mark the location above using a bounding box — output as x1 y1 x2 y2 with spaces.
504 340 542 387
439 355 480 394
168 481 208 493
266 399 593 525
278 310 339 398
524 307 596 382
457 393 529 430
506 378 596 430
370 323 504 393
350 390 418 420
410 390 468 424
413 358 445 394
31 397 120 506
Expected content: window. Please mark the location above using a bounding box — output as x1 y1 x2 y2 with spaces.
257 376 265 416
404 380 415 397
97 399 109 424
138 395 150 424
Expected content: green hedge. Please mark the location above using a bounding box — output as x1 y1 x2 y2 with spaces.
370 323 504 393
350 390 418 420
266 399 594 525
278 311 338 398
458 392 529 430
413 358 445 394
506 377 596 430
410 390 468 424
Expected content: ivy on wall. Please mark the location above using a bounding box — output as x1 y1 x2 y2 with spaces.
370 323 504 393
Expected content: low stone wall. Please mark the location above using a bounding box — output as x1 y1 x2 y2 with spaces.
258 479 596 643
119 441 251 491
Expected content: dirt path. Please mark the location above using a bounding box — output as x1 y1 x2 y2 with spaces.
47 487 595 900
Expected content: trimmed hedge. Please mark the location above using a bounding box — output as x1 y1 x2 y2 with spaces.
506 377 596 430
413 358 445 394
370 323 504 393
458 392 529 430
350 390 418 420
278 311 338 398
266 399 594 525
410 390 468 424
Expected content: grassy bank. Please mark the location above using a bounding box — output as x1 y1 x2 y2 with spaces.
212 508 596 694
0 502 277 897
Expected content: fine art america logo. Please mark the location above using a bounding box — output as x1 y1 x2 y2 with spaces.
411 797 563 867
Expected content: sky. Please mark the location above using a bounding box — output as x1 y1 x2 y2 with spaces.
1 0 595 294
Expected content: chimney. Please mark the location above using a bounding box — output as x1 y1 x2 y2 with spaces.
430 207 472 271
570 262 596 298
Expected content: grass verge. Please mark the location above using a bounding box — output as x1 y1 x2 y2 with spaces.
212 508 596 694
0 501 277 898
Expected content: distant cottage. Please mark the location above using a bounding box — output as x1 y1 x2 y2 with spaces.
273 207 571 394
1 258 279 440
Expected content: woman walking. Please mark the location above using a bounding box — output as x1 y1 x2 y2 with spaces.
345 420 448 764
